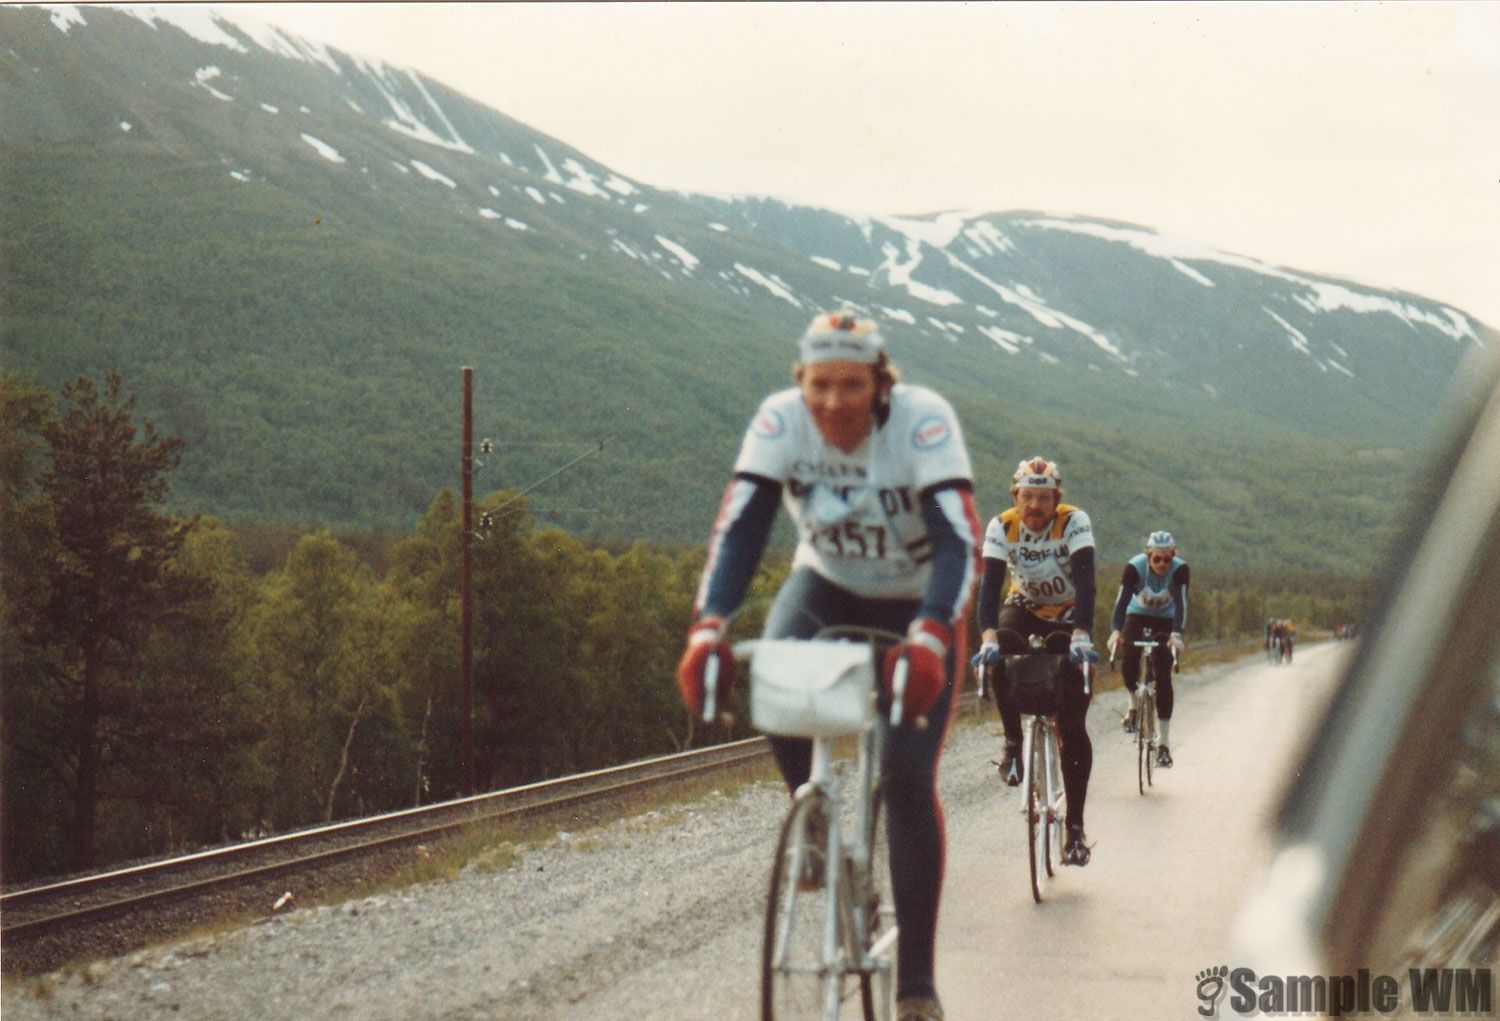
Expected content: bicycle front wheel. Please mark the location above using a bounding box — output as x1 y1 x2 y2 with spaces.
1136 695 1147 796
1027 724 1045 903
856 791 895 1021
763 791 854 1021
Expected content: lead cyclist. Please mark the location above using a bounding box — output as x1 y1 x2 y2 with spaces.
969 457 1099 866
675 311 981 1021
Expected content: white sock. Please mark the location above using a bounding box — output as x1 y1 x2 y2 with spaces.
1159 718 1171 747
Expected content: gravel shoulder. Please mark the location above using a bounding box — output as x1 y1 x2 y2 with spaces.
1 648 1315 1021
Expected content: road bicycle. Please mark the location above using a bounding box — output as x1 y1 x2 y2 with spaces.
1124 630 1177 795
707 625 902 1021
985 629 1087 903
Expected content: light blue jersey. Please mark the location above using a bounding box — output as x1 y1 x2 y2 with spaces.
1112 553 1190 631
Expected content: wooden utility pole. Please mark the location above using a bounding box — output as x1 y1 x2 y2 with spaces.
460 367 475 795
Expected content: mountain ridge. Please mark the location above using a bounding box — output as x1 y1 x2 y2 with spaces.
2 3 1491 574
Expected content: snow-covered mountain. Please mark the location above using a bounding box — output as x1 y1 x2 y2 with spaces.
2 4 1489 570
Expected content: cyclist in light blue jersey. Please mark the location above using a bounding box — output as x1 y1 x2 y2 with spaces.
1107 530 1190 768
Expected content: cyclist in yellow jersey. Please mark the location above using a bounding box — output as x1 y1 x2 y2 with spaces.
970 458 1098 866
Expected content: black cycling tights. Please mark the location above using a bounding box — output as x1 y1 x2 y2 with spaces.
992 605 1094 828
761 568 955 1004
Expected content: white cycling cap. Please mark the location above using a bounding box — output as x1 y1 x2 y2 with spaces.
798 311 884 365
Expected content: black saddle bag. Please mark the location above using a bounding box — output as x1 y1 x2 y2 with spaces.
1002 654 1079 716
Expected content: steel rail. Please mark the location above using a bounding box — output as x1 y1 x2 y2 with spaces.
1 737 771 941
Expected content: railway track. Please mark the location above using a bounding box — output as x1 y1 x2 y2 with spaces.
0 736 775 974
0 681 1084 974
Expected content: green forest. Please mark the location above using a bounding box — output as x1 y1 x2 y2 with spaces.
1 370 1369 884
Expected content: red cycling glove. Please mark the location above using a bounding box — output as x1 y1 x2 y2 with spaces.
882 618 951 724
676 616 734 720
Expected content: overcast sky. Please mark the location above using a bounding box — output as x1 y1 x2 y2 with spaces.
236 2 1500 329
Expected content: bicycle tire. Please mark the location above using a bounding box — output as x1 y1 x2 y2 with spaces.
1144 690 1155 789
856 790 895 1021
1027 724 1044 903
1136 689 1147 796
1042 725 1057 879
763 791 852 1021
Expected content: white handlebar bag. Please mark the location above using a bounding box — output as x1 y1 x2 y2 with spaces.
750 639 876 738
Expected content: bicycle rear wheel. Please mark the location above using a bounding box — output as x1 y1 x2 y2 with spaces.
763 791 854 1021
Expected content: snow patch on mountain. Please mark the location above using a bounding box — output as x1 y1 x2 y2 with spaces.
1025 216 1476 341
604 174 638 197
533 145 564 185
735 264 801 308
879 240 964 307
560 158 614 200
877 211 970 249
877 306 917 325
963 221 1015 257
40 4 83 33
1264 308 1312 356
300 133 345 164
410 160 456 188
656 236 699 272
810 256 841 271
118 5 249 53
352 56 474 153
979 325 1028 354
193 66 233 102
1293 284 1475 342
943 251 1123 359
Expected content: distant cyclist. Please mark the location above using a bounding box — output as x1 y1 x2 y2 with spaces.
1107 531 1190 768
971 457 1097 866
676 310 979 1021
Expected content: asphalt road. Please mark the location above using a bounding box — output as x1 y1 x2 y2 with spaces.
937 641 1344 1019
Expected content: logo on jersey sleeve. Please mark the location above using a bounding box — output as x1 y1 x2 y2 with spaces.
752 408 786 440
911 415 952 451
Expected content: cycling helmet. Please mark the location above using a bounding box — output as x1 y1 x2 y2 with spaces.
798 310 884 365
1010 456 1061 492
1145 530 1177 551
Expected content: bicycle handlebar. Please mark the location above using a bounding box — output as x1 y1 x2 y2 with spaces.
727 626 918 728
1129 637 1180 673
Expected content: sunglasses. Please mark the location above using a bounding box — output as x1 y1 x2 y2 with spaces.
1149 553 1173 564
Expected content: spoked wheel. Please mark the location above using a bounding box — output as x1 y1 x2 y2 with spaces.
1143 696 1156 790
1136 699 1147 796
763 792 856 1021
1042 731 1057 879
1027 732 1045 903
857 792 896 1021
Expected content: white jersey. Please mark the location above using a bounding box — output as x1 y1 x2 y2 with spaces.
981 505 1095 620
732 383 974 600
